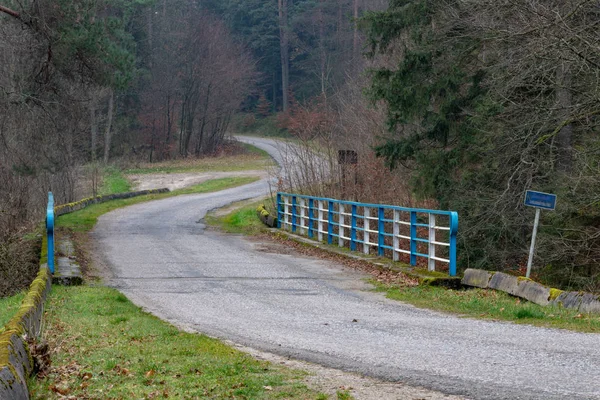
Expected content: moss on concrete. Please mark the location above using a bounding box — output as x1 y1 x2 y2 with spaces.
549 288 564 301
256 204 278 228
411 268 450 279
0 267 50 369
54 188 169 216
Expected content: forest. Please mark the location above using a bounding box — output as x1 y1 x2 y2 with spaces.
1 0 599 293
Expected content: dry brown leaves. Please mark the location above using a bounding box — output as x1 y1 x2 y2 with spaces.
27 337 52 378
261 233 419 288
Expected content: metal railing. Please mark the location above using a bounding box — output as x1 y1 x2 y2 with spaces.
46 192 55 274
277 193 459 276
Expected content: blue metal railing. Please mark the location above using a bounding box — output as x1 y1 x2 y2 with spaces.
277 192 459 276
46 192 55 274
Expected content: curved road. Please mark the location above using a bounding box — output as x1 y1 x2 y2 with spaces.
93 137 600 400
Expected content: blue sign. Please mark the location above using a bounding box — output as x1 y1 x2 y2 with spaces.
524 190 557 211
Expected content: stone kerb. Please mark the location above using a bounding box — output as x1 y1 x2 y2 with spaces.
462 268 600 314
54 188 170 217
256 204 278 228
0 267 51 400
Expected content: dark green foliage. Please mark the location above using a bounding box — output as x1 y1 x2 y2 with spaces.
364 0 600 291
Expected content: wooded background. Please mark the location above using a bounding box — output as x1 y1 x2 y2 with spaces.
1 0 598 294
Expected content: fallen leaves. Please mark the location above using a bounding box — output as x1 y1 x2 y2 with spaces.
145 369 157 378
113 365 132 376
261 233 419 288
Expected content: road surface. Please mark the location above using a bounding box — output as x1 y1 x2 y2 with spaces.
92 136 600 400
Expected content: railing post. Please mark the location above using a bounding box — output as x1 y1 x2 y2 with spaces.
410 211 417 266
327 200 334 244
276 193 282 229
428 214 436 272
363 207 370 254
449 212 459 277
299 198 306 235
308 198 314 238
339 204 345 247
284 195 290 230
318 200 324 242
350 204 357 251
292 196 297 233
46 192 55 274
393 209 400 262
378 207 385 256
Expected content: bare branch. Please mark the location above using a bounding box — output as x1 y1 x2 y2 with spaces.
0 5 20 20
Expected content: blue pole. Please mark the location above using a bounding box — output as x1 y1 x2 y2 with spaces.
351 204 357 251
410 211 417 266
308 198 314 238
46 192 55 274
276 193 282 229
378 207 385 256
449 212 459 276
292 196 297 233
327 201 334 244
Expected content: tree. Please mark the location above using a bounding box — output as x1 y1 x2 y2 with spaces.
279 0 291 112
363 0 600 289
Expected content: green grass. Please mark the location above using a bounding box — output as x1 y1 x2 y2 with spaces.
336 389 355 400
374 282 600 333
58 177 260 233
0 291 26 329
99 166 131 195
205 199 273 235
28 286 325 399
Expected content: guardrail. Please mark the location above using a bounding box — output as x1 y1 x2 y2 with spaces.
46 192 55 274
277 193 459 276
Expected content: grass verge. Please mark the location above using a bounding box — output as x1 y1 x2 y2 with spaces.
58 177 260 233
205 199 273 235
28 286 324 399
99 166 131 195
0 291 26 329
209 203 600 333
374 283 600 333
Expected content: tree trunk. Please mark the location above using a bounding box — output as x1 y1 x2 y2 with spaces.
278 0 290 113
90 96 98 162
318 0 326 96
556 62 573 173
103 90 114 164
147 8 154 69
149 117 156 163
179 100 186 156
272 71 278 111
353 0 359 58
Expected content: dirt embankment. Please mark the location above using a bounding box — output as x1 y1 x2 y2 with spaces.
127 170 268 192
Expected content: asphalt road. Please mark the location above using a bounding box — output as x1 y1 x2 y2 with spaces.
93 136 600 400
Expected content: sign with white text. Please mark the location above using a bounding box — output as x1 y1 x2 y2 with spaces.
524 190 557 211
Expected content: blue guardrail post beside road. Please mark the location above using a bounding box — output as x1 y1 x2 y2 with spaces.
46 192 55 274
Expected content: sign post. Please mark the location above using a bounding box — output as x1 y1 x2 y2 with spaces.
524 190 557 278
